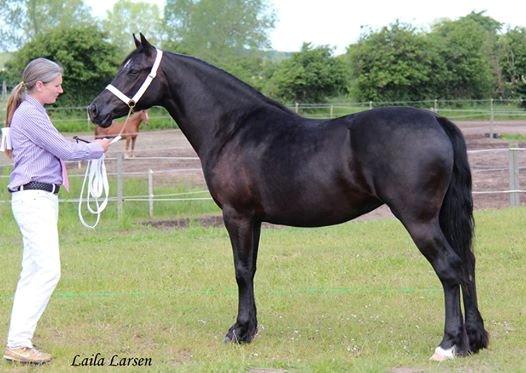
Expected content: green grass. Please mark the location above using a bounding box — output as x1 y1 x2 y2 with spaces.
292 97 526 121
0 202 525 371
44 106 180 133
501 133 526 142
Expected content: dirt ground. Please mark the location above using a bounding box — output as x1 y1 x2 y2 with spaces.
72 119 526 221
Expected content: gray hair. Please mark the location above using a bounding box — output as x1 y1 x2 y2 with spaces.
4 57 63 135
22 58 63 91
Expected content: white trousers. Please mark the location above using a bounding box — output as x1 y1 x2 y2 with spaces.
8 190 61 348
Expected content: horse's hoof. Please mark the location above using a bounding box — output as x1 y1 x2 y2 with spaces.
430 346 456 361
223 327 238 344
223 325 257 344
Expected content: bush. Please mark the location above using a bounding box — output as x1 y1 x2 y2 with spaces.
5 25 120 107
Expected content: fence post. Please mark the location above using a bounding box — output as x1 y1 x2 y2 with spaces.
116 152 124 219
369 101 373 110
434 99 438 113
489 98 495 138
508 145 520 207
1 80 6 99
86 106 91 128
294 102 299 113
148 169 154 218
329 105 334 118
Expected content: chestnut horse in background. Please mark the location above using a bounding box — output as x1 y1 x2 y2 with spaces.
94 109 149 157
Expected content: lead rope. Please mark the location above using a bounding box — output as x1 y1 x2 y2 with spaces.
78 106 134 229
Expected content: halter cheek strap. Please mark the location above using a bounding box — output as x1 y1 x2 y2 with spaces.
105 48 163 108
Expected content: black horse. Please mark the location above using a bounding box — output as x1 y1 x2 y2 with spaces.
88 34 488 360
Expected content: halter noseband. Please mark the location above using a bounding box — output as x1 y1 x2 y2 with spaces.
106 48 163 108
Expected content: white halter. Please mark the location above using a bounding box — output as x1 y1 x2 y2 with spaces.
78 48 162 229
105 48 163 107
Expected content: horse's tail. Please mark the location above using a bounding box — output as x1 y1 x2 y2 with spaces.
437 116 488 353
437 117 473 280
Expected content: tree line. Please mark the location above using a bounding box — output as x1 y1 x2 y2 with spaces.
1 1 525 107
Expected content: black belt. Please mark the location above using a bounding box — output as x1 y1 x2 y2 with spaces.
9 181 60 194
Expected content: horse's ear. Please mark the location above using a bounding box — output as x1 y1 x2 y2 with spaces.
133 33 141 48
140 33 154 50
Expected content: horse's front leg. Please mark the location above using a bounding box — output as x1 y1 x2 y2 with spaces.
124 137 131 158
131 136 137 158
222 208 261 343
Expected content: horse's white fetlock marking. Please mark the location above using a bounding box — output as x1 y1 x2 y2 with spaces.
430 346 456 361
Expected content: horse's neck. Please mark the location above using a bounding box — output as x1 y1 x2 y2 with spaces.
161 53 280 157
113 121 125 132
129 116 140 131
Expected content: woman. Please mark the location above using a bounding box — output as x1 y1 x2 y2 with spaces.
1 58 111 364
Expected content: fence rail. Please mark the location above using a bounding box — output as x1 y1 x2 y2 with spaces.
1 98 526 130
1 146 525 217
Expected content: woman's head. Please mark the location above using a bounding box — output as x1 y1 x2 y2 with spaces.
4 58 63 126
22 58 64 105
3 58 63 158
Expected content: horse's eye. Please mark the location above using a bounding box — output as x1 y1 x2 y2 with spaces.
129 69 139 75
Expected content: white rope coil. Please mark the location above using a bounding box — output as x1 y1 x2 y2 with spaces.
78 155 110 229
78 134 122 228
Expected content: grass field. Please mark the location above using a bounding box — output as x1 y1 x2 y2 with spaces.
501 133 526 142
0 201 525 371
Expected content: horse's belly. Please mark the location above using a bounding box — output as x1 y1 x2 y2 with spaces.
261 189 381 227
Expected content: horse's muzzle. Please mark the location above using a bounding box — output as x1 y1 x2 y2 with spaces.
87 103 112 127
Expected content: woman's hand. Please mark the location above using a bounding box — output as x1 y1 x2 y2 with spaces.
94 138 112 153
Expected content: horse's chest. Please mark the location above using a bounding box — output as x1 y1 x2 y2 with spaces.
204 156 256 204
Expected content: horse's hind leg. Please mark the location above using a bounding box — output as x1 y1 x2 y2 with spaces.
396 215 470 360
461 270 488 353
222 208 261 343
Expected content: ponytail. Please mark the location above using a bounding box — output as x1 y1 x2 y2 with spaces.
2 82 26 158
5 81 26 127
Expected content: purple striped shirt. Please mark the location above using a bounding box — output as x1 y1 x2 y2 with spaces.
8 95 104 189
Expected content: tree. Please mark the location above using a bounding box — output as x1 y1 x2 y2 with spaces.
429 13 496 99
5 25 120 106
346 22 442 102
164 0 275 55
102 0 165 58
163 0 275 86
498 27 526 102
0 0 95 51
263 43 347 103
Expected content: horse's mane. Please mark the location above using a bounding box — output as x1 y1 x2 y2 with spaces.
167 51 295 116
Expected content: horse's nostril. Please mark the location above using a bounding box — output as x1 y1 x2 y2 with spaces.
88 104 97 117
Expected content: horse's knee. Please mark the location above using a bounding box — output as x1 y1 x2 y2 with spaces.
235 265 254 285
435 255 464 285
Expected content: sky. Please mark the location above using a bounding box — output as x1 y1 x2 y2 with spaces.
86 0 526 55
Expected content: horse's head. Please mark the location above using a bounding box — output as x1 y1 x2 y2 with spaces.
140 109 149 123
88 34 164 127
